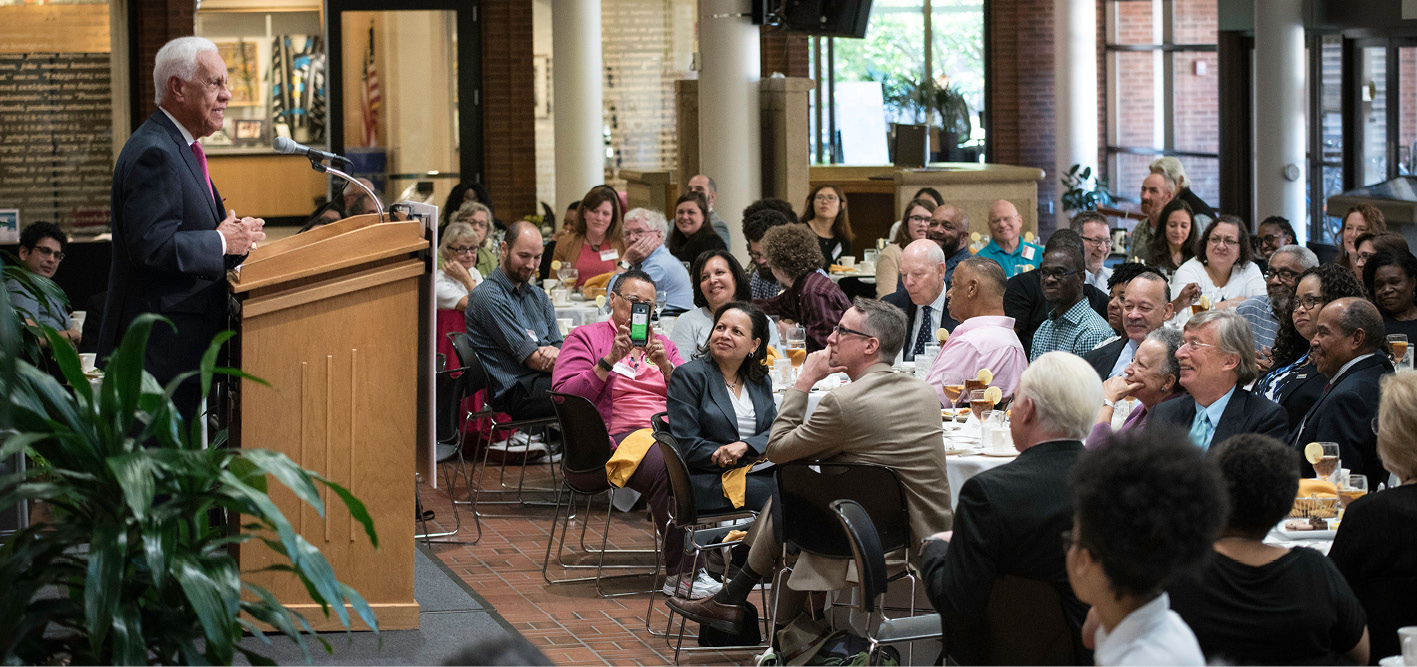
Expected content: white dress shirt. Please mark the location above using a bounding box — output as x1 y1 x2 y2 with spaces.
1093 593 1205 666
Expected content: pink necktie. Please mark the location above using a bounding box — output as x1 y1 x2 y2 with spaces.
190 141 214 201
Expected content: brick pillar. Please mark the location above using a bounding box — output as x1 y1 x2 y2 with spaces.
988 0 1058 235
481 0 537 219
129 0 195 128
761 26 809 78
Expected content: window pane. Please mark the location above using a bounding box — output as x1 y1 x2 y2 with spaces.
1180 156 1219 206
1400 46 1415 175
1318 166 1345 244
930 0 985 137
1172 0 1216 45
1115 51 1157 147
1361 46 1389 185
1112 152 1155 209
1319 36 1343 162
1173 51 1218 153
833 0 925 126
1108 0 1158 46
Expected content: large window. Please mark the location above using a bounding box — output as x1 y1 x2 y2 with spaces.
808 0 986 164
1105 0 1218 212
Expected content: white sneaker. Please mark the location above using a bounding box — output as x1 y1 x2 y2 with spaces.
662 569 723 600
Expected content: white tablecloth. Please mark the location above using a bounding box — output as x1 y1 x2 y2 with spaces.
825 271 875 284
552 301 603 329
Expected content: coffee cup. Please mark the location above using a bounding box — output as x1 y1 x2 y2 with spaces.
79 352 97 373
552 288 570 306
542 278 559 291
556 317 573 336
70 310 86 329
839 256 856 268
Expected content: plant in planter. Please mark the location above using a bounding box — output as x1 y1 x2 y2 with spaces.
1060 164 1116 213
0 274 379 664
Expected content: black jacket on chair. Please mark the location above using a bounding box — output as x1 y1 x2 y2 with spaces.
1147 386 1288 447
665 357 777 511
1003 270 1110 355
1290 354 1393 488
1081 337 1130 380
881 288 960 361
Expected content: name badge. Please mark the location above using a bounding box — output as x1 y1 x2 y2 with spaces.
600 248 619 262
611 360 637 379
526 328 537 341
832 243 843 259
1022 245 1036 261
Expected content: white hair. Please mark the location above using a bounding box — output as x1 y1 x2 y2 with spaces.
624 207 669 239
1272 244 1319 270
153 36 218 106
1149 156 1188 191
1016 352 1103 440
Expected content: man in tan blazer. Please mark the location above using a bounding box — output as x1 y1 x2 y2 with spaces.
667 298 952 634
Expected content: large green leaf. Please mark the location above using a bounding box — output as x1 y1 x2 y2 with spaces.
311 473 378 548
243 450 324 517
83 522 124 656
106 453 156 522
109 601 147 666
173 554 237 665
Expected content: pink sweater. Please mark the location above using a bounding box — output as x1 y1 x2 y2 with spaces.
550 319 685 428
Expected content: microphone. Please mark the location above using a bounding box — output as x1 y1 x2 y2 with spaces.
273 137 351 166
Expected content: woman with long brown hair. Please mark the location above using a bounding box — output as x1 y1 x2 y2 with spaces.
799 184 854 269
551 185 625 286
1333 204 1387 279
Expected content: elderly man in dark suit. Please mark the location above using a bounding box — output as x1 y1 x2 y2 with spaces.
920 351 1102 665
1292 297 1392 486
1148 310 1287 448
100 36 265 420
1083 271 1174 379
883 239 960 362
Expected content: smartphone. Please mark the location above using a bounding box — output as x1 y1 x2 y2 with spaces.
629 302 651 347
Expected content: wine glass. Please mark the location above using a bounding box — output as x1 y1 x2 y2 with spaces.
655 290 668 318
940 371 966 407
1339 473 1368 509
558 266 579 291
1389 334 1411 370
1312 442 1341 483
968 389 995 425
785 324 807 370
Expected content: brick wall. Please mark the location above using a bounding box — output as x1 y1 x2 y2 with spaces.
761 26 810 78
130 0 195 126
988 0 1058 234
482 0 537 220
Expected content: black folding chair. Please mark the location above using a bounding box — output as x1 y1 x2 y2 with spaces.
832 499 942 665
415 353 479 544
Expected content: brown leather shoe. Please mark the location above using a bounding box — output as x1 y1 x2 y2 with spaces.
664 595 747 634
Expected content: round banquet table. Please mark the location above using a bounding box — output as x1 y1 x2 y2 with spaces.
552 301 604 329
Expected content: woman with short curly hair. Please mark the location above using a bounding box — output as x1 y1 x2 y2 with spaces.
753 224 850 352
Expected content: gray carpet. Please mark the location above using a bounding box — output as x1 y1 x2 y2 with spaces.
237 546 517 666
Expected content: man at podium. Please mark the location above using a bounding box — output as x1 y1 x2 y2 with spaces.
99 36 265 419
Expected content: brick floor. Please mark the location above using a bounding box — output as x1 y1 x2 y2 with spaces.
416 458 752 666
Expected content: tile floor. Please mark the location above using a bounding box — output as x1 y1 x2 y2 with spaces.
416 459 752 666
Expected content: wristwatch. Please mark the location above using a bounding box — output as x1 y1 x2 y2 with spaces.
1101 399 1116 408
597 357 615 372
617 259 632 270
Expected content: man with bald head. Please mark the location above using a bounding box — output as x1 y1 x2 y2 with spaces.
884 239 960 362
924 257 1027 406
465 220 564 420
1291 297 1393 487
687 174 731 245
975 200 1043 278
929 204 973 285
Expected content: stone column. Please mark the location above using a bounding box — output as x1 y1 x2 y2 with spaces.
1254 0 1306 242
697 0 762 257
552 0 603 217
1053 0 1098 224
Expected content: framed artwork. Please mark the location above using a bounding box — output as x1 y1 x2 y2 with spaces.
0 209 18 244
234 119 264 141
216 41 260 107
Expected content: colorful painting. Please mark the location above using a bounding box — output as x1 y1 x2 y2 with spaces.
216 41 260 106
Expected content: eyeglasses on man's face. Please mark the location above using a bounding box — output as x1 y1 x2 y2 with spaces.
1264 267 1301 282
1081 236 1110 248
1179 338 1217 352
831 324 874 339
1038 268 1080 281
29 246 65 261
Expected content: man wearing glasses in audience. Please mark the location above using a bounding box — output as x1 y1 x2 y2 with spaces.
611 208 694 314
7 221 81 346
1148 310 1287 449
1074 211 1114 292
1030 242 1114 360
1254 216 1296 268
1236 245 1319 361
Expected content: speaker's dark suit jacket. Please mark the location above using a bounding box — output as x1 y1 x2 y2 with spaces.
1291 354 1392 487
1081 336 1130 379
920 440 1089 666
1267 359 1327 433
1147 385 1288 447
1003 269 1110 354
665 357 778 511
100 111 243 414
882 289 960 362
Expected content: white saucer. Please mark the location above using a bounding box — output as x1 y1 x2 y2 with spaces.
980 449 1018 457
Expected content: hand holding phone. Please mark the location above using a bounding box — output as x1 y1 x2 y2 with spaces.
629 302 651 347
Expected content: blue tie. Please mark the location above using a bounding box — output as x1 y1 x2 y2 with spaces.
1189 410 1212 449
911 305 933 358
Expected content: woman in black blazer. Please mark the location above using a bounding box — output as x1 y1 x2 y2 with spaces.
666 301 778 512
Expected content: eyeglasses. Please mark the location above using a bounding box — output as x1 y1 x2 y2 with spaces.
1037 268 1080 281
1259 233 1289 244
831 324 874 339
1208 236 1242 247
907 215 931 224
1081 236 1111 247
1294 295 1325 311
28 246 65 260
623 227 655 240
447 245 477 255
611 291 654 305
814 193 840 203
1060 529 1077 552
1372 416 1379 436
1263 267 1301 282
1356 251 1376 264
1179 339 1217 351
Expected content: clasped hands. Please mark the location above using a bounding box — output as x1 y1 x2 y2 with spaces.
711 441 752 467
219 209 267 255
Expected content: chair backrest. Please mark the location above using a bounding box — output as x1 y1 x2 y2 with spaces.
447 331 490 397
830 499 889 614
775 461 909 560
650 411 669 435
979 575 1084 665
652 430 700 527
548 392 614 492
434 353 462 446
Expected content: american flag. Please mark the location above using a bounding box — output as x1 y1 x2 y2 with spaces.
361 24 380 147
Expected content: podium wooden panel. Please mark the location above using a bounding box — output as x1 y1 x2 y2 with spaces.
229 214 430 631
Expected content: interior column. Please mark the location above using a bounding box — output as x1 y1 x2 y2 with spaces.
1253 0 1307 243
1053 0 1098 225
697 0 762 256
552 0 604 215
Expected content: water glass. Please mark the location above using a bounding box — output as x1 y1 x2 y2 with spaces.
916 343 940 378
772 358 794 387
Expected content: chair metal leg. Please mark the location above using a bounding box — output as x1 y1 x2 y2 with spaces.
541 486 658 595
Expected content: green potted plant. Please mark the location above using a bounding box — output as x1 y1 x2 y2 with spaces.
1060 164 1116 213
0 267 380 665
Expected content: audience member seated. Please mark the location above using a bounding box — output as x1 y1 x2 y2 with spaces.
883 240 961 363
686 174 731 245
1362 251 1417 341
434 222 485 311
976 199 1044 278
7 221 79 346
343 177 382 216
924 257 1027 406
667 192 726 265
301 200 344 233
1100 262 1150 339
1291 297 1391 488
1145 198 1197 277
552 185 624 286
1255 265 1368 432
799 184 854 269
1083 271 1173 379
541 201 578 280
1236 244 1318 356
1068 429 1225 666
886 187 945 240
1074 210 1114 292
669 249 780 355
1254 215 1296 267
667 299 951 634
464 221 562 420
1147 310 1287 448
1151 156 1216 224
1004 226 1109 353
921 352 1100 665
1170 214 1266 320
550 270 698 595
1329 372 1417 662
1353 232 1410 279
612 207 694 313
753 223 850 352
666 302 777 515
1086 327 1185 449
1168 434 1370 666
741 203 794 300
1335 204 1387 279
1029 237 1114 360
441 181 495 231
449 201 499 277
874 198 935 298
928 203 973 285
1129 169 1178 262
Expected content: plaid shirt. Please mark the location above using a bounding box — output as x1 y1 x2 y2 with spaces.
749 270 781 300
464 267 563 402
1030 297 1115 361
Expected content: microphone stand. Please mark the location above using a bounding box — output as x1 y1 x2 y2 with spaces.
303 156 384 222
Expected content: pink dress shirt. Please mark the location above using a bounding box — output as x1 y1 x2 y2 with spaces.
551 319 684 435
923 315 1028 407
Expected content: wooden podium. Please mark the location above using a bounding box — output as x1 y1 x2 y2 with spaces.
228 213 431 631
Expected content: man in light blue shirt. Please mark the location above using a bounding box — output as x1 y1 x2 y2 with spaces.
975 200 1044 278
1235 245 1317 352
612 207 694 313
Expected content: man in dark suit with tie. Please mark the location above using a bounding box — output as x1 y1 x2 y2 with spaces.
1003 229 1109 353
1292 297 1392 486
1082 271 1174 379
882 239 960 362
100 36 265 420
1148 310 1287 448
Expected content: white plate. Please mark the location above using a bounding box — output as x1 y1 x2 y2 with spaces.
1379 656 1403 666
1276 521 1338 540
980 449 1018 457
